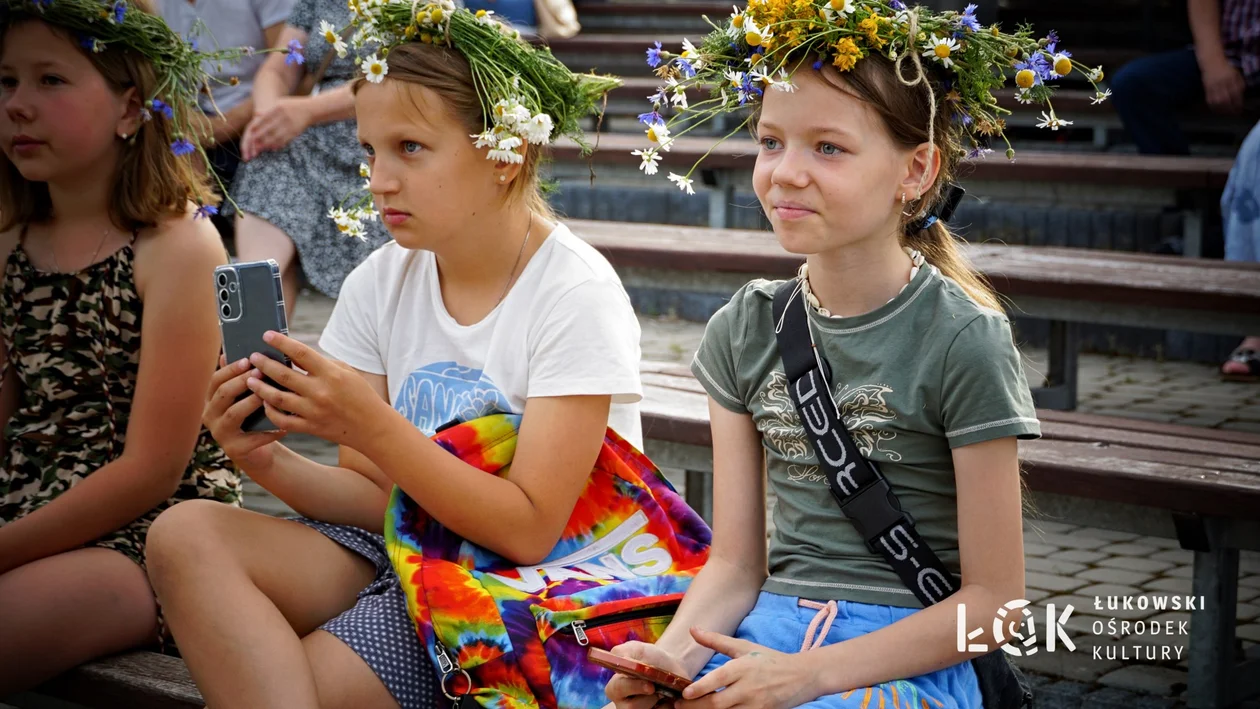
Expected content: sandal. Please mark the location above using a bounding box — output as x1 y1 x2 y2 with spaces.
1221 347 1260 383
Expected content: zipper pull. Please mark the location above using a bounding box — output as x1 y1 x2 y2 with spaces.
435 641 456 674
571 620 589 646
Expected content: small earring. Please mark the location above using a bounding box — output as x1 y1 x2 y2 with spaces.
120 133 129 140
900 192 906 205
498 175 506 183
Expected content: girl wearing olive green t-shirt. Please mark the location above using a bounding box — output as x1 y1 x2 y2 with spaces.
606 56 1041 709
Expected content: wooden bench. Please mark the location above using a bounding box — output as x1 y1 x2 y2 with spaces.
636 359 1260 709
550 133 1235 255
571 218 1260 410
13 368 1260 709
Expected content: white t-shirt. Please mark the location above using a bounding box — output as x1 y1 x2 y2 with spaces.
319 223 644 448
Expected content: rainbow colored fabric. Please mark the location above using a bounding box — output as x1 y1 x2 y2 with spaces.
385 414 711 708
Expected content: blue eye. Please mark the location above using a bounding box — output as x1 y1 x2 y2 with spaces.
361 143 375 157
819 143 842 156
402 141 422 154
759 137 780 150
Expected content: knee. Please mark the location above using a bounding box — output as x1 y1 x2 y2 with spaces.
145 500 238 589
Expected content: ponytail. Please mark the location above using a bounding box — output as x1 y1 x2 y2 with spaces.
903 222 1002 313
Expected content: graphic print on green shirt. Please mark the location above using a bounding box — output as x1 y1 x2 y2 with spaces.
691 264 1040 608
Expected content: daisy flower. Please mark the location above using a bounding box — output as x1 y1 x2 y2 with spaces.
667 77 689 107
728 6 745 38
320 20 349 57
1036 110 1072 131
522 113 553 145
474 8 496 24
362 53 388 83
646 122 673 152
472 131 497 149
1092 89 1112 105
743 18 771 47
1088 66 1105 82
354 206 379 222
359 162 371 178
771 68 796 92
632 149 661 176
488 135 524 164
668 173 695 195
679 38 703 71
1015 68 1037 90
922 36 960 69
1014 87 1034 104
1051 51 1072 77
821 0 855 23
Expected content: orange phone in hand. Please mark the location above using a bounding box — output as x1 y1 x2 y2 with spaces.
588 647 692 698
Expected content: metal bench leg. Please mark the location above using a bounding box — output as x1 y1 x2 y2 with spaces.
685 469 713 525
1176 515 1260 709
701 170 735 228
1031 320 1079 410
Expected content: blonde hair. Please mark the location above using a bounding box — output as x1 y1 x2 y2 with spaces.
352 41 555 220
788 54 1002 312
0 6 215 232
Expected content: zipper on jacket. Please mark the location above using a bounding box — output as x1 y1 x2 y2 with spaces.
558 603 681 647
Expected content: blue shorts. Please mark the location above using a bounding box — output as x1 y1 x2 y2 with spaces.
698 592 982 709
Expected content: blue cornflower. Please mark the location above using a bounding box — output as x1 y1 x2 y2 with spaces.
646 41 663 68
677 58 696 78
638 110 664 126
956 3 980 32
32 0 52 9
171 138 196 156
150 98 174 119
737 75 763 105
194 204 219 220
112 1 126 23
890 0 905 8
647 86 669 105
812 59 824 70
79 35 105 53
286 39 305 66
1045 29 1060 54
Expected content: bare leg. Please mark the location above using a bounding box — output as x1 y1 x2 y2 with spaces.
235 213 302 320
146 500 379 709
304 630 401 709
0 547 158 695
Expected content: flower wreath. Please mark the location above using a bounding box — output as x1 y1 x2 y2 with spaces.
632 0 1108 194
320 0 621 239
2 0 297 217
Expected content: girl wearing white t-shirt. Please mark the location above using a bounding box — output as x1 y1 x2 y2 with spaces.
144 36 640 709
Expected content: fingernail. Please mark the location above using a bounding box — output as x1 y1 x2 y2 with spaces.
262 331 275 343
249 353 263 364
237 358 249 370
249 368 262 378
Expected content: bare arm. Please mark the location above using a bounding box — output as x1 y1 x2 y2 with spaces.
357 393 614 565
0 215 230 572
653 400 769 675
251 25 307 112
240 370 394 531
1189 0 1246 112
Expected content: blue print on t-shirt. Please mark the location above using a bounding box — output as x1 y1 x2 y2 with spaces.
393 362 512 436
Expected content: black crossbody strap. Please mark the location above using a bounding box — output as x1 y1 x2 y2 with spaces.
771 279 959 607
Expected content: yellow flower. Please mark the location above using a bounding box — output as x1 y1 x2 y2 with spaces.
404 25 417 38
831 37 862 71
858 15 886 49
1088 66 1104 82
421 31 433 43
1052 53 1072 76
1015 68 1036 89
431 7 444 23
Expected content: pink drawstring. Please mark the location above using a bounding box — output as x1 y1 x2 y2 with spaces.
798 599 838 652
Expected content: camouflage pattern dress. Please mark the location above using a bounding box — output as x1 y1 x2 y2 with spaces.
0 234 241 569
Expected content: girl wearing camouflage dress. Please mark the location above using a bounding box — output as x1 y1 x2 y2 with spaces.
0 0 241 693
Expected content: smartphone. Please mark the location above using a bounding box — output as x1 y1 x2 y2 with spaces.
587 647 692 698
215 260 291 432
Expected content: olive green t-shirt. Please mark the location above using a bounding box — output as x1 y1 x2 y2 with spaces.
690 265 1040 609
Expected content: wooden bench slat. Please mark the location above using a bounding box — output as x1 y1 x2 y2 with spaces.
554 134 1235 188
1040 420 1260 462
1036 409 1260 446
572 219 1260 314
35 652 202 709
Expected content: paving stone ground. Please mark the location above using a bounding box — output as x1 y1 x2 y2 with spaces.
260 292 1260 708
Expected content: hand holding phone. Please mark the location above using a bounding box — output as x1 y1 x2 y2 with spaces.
589 647 692 699
215 260 292 432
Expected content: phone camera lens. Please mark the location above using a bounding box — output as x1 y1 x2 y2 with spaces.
217 273 229 287
219 288 230 302
221 304 231 318
228 282 238 293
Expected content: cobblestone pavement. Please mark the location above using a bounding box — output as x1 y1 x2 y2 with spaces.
258 292 1260 707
